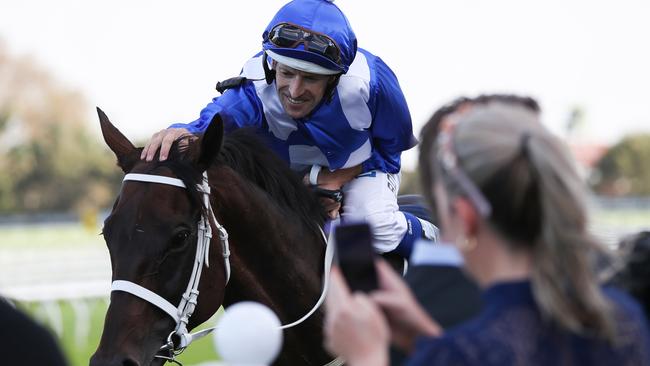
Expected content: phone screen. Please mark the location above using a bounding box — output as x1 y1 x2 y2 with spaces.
334 222 378 293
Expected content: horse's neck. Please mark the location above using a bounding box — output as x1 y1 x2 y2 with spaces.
210 168 332 365
211 169 324 305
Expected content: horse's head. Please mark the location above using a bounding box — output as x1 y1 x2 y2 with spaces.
90 109 227 366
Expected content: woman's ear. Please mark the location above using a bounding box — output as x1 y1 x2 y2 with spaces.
453 197 479 237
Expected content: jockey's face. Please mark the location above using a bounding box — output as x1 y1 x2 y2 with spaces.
275 62 331 119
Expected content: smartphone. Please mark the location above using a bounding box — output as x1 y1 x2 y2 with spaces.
334 222 378 293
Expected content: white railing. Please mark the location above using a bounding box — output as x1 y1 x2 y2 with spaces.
0 244 111 346
0 245 111 301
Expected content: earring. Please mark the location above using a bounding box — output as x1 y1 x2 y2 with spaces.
456 235 478 252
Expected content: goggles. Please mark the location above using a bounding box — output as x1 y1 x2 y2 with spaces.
435 113 492 218
267 22 342 66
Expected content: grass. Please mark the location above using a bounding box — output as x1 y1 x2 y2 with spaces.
15 299 221 366
18 299 111 366
1 223 221 366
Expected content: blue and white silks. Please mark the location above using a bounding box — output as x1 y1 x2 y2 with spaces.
170 49 416 174
170 49 423 255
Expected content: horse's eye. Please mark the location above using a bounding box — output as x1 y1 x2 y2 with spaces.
172 230 191 248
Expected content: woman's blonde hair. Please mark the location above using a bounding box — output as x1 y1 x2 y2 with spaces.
421 95 617 341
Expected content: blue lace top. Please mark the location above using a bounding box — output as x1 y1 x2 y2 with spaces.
407 281 650 366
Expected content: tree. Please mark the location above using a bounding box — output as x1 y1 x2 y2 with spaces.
0 41 121 214
591 134 650 196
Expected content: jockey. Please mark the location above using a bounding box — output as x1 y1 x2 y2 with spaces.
141 0 438 258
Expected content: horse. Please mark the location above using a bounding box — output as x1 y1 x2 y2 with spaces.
89 108 336 366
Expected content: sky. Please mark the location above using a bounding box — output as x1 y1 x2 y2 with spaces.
1 0 649 170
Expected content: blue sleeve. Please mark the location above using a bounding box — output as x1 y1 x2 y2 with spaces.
361 56 417 174
169 82 264 134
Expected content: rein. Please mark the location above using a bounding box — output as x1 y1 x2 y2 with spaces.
111 171 338 365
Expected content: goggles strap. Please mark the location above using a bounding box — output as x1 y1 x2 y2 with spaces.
262 52 276 85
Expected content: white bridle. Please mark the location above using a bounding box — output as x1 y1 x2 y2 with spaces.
111 171 231 352
110 171 340 365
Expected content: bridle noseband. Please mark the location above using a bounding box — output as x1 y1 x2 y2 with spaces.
111 171 231 356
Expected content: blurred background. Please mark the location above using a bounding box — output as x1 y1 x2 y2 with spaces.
1 0 649 365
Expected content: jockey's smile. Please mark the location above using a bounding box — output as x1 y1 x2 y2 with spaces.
275 62 331 119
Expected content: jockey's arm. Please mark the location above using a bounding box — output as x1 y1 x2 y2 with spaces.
305 164 362 220
315 164 362 190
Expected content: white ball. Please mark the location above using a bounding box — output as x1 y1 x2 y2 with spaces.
213 302 283 365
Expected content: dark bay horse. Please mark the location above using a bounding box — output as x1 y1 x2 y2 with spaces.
90 109 335 366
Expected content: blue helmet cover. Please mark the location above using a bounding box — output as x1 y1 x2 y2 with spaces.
262 0 357 74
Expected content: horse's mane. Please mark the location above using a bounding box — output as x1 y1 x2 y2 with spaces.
217 129 327 228
154 129 326 230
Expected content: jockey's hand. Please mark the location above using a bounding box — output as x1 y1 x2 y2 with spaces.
320 196 341 220
141 127 194 162
315 178 344 219
303 164 362 219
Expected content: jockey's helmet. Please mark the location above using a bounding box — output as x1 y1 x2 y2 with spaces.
262 0 357 75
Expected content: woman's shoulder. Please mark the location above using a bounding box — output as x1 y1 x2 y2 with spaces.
603 285 649 324
407 334 471 366
407 322 518 366
603 286 650 341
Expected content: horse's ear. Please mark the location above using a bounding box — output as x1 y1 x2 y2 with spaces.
97 107 138 172
196 113 224 172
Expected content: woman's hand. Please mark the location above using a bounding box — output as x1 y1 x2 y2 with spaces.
371 260 442 352
324 267 390 366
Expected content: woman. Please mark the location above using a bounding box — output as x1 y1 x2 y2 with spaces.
324 95 650 365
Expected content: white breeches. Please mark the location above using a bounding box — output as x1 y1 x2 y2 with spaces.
340 171 408 253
